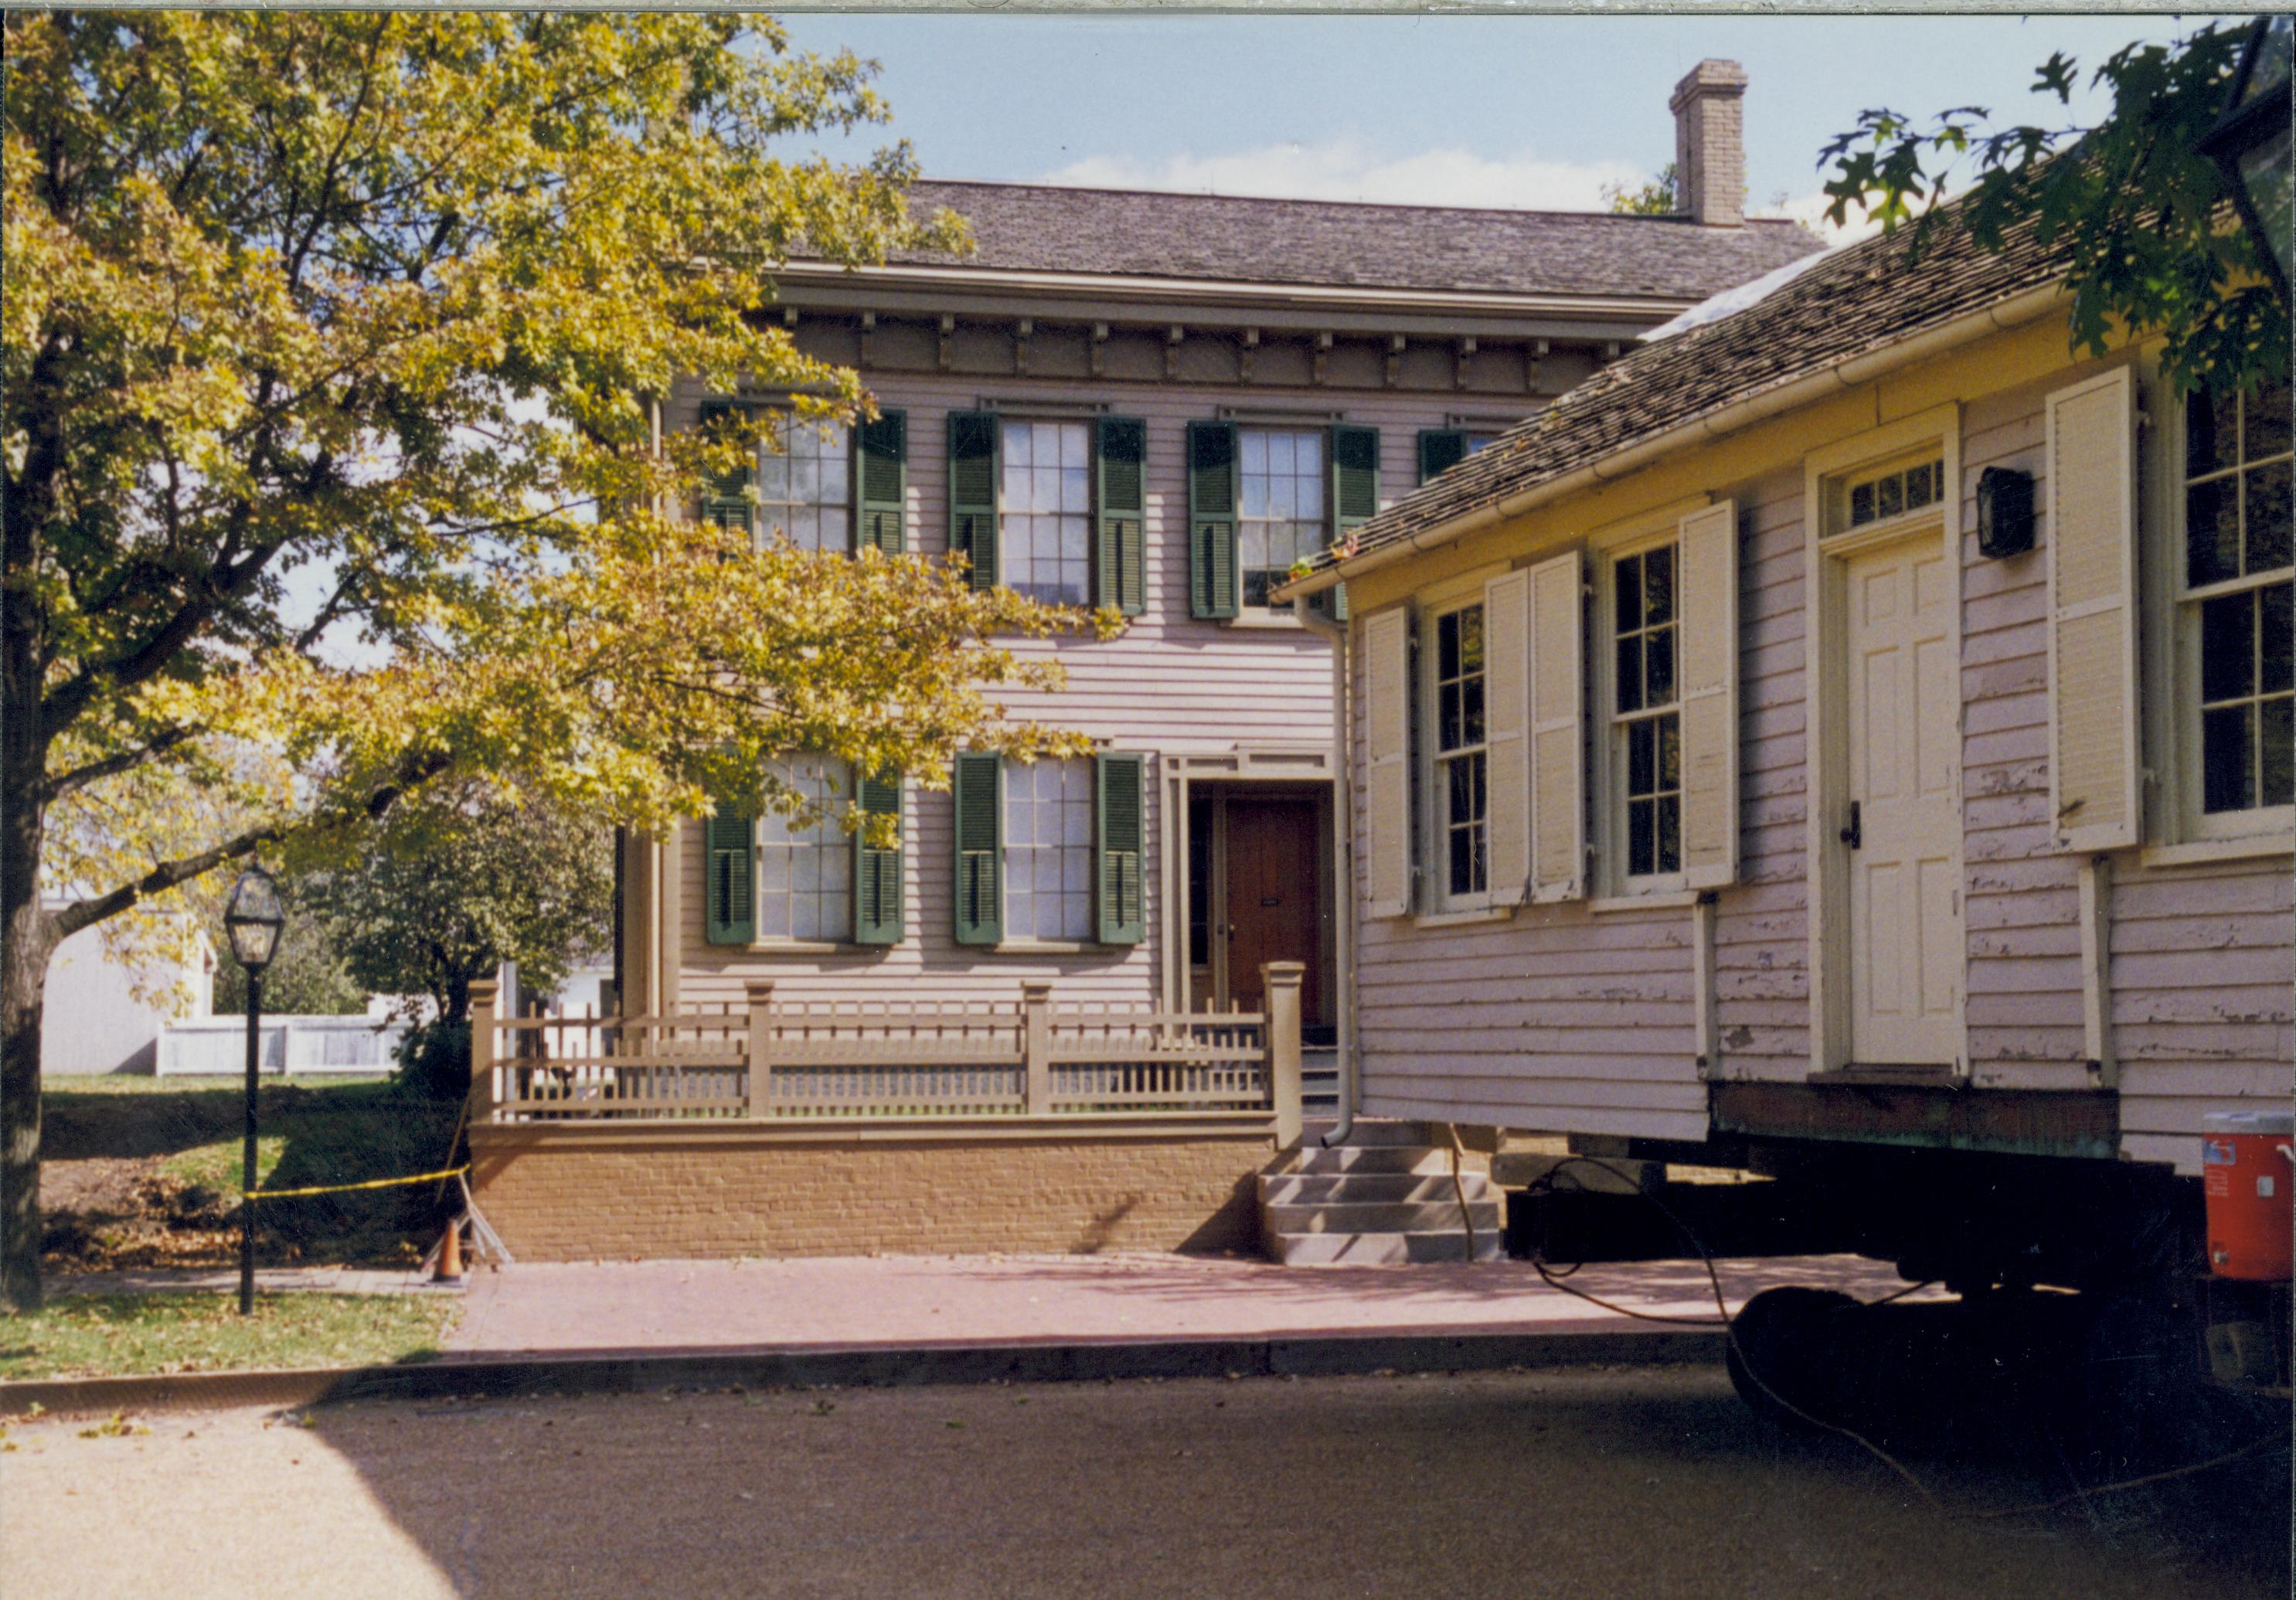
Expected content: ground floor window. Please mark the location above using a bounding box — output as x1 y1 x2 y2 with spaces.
757 758 852 941
1005 758 1094 939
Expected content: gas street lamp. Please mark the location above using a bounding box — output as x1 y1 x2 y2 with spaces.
223 865 287 1315
2199 15 2294 303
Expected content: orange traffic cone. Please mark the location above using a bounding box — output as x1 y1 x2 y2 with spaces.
434 1217 465 1285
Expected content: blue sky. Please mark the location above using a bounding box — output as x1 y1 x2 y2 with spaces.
779 13 2224 236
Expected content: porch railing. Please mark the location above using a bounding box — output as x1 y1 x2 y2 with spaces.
469 962 1304 1143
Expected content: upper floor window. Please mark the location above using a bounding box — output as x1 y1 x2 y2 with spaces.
2184 375 2293 818
757 420 852 552
1000 420 1092 606
757 757 853 942
1005 757 1095 940
1612 542 1682 879
1240 427 1326 611
1431 602 1488 901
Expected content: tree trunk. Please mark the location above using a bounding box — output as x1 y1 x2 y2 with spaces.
0 798 54 1313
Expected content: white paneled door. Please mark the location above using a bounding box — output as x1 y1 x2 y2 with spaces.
1845 532 1961 1065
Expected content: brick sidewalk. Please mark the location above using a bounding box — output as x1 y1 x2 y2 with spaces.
445 1252 1925 1360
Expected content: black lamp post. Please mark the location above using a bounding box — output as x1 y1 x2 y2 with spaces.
2199 15 2294 304
223 865 286 1316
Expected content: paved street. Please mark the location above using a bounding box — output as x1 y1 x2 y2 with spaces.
5 1367 2284 1599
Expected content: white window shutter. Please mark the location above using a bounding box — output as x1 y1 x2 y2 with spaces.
1678 498 1741 889
1484 569 1533 906
2046 365 2141 852
1364 606 1414 918
1528 551 1586 902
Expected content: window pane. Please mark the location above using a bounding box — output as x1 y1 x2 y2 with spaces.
1437 610 1461 682
1657 712 1682 789
1461 675 1485 746
2201 592 2257 703
1450 825 1475 897
2247 460 2292 574
1458 605 1484 673
2203 703 2256 812
1905 462 1935 511
2263 697 2294 808
2189 387 2240 479
1849 482 1875 527
1629 799 1655 878
1617 637 1643 713
2245 375 2292 462
2189 477 2243 586
1448 756 1478 825
1614 554 1641 635
2262 582 2293 695
1628 718 1655 796
1438 682 1461 752
1645 627 1676 707
1656 794 1682 874
1877 473 1903 520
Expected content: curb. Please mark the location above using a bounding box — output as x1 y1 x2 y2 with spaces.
0 1325 1724 1418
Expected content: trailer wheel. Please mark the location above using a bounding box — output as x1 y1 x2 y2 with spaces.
1725 1286 1861 1428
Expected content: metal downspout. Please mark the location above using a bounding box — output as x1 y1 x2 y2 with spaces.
1294 600 1357 1149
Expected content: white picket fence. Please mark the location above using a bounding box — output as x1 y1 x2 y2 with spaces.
156 1014 410 1077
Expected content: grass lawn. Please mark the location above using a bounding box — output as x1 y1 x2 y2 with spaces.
0 1292 458 1381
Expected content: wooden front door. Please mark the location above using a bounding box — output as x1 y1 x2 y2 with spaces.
1844 531 1961 1065
1224 798 1324 1027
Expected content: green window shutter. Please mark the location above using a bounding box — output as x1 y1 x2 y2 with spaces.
855 410 907 555
951 752 1003 946
704 805 755 946
1095 416 1148 615
699 402 755 538
948 411 1000 591
1325 424 1379 624
1187 420 1239 620
1418 429 1469 484
1095 753 1147 946
852 769 905 945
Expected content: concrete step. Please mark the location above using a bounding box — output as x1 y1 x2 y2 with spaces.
1258 1171 1495 1205
1282 1145 1455 1177
1270 1229 1508 1265
1265 1200 1505 1235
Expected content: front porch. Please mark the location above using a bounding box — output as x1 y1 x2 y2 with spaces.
465 965 1308 1262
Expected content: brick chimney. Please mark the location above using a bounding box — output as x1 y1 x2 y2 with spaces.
1670 59 1747 227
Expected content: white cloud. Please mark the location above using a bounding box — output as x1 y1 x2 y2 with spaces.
1045 137 1648 213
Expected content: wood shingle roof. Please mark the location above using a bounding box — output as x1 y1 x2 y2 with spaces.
1301 205 2071 576
893 180 1825 303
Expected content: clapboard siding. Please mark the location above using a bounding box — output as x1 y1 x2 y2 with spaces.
662 365 1527 1011
1346 332 2289 1170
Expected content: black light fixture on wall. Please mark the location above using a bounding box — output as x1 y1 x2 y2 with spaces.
1975 466 2036 559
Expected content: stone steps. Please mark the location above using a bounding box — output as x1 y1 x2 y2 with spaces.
1260 1120 1504 1267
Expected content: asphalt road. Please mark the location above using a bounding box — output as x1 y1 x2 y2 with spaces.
4 1367 2286 1599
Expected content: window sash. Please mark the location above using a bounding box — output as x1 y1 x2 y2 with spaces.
1001 420 1092 605
1239 426 1326 610
2174 377 2295 837
755 758 855 942
1004 757 1095 940
1606 540 1686 888
1426 601 1489 905
756 418 852 552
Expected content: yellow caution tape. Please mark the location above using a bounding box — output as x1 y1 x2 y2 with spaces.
242 1165 469 1201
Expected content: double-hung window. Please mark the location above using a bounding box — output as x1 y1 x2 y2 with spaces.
1240 428 1327 610
1005 758 1097 940
2181 375 2293 829
1000 420 1094 605
1431 602 1490 902
756 758 854 942
757 421 852 552
1611 541 1683 881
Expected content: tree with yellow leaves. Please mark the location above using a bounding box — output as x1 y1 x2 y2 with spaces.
1 13 1100 1309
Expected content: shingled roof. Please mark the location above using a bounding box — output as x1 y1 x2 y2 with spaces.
1301 202 2073 578
891 180 1825 303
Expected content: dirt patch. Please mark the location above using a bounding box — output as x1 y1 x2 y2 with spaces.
39 1082 449 1277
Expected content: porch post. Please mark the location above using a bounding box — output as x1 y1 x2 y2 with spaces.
1261 960 1304 1147
468 978 498 1126
1022 980 1054 1116
746 979 777 1119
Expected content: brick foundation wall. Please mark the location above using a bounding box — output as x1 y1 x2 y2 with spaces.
470 1119 1274 1261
